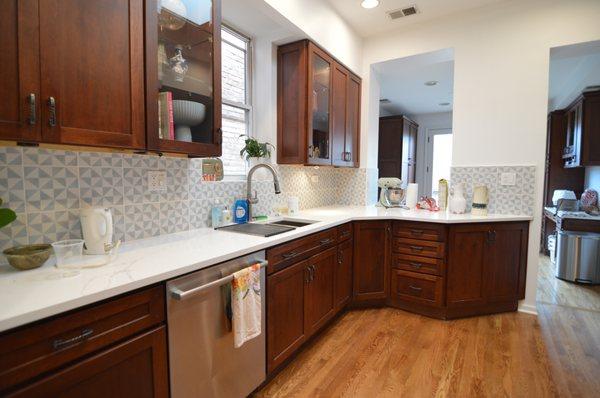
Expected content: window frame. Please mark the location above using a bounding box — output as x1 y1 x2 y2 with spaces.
220 25 253 179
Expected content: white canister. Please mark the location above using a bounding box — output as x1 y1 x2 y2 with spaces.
449 183 468 214
472 185 489 216
288 196 299 215
406 183 419 209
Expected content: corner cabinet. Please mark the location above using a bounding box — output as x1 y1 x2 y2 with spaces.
1 0 146 149
145 0 222 156
277 40 360 167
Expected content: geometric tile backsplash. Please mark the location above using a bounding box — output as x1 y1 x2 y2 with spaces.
450 165 536 215
0 146 370 258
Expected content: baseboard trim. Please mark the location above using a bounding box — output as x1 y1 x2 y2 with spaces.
518 303 538 316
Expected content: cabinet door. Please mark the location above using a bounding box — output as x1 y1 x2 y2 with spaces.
307 43 332 165
267 259 308 373
353 221 390 302
345 73 361 167
447 226 487 308
407 122 417 183
378 117 403 179
38 0 145 149
305 247 337 336
331 63 348 167
0 0 40 142
146 0 223 156
335 239 353 310
484 223 529 302
9 327 168 398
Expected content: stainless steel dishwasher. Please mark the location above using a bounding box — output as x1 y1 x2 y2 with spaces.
166 251 267 398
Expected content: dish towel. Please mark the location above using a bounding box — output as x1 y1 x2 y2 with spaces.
231 263 262 348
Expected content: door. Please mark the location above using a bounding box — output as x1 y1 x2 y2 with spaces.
345 74 361 167
331 63 348 167
307 43 332 165
0 0 41 142
39 0 145 149
353 221 391 302
425 128 453 198
267 259 308 373
305 247 337 336
378 117 403 179
335 239 353 310
9 327 168 398
446 226 487 308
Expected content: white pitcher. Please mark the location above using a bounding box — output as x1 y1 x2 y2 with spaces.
80 208 113 255
449 183 468 214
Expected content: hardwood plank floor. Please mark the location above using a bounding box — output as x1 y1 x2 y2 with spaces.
255 256 600 398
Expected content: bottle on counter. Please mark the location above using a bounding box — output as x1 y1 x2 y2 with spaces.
234 199 249 224
222 205 232 224
211 200 223 228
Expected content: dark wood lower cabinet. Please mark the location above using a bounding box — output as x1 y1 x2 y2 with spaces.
7 326 168 398
352 221 391 303
335 239 353 310
305 248 337 336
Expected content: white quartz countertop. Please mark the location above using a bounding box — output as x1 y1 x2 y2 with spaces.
0 206 532 332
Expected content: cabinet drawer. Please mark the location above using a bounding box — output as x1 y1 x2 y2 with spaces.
393 222 446 242
0 285 165 392
267 228 337 274
392 254 445 276
391 270 443 306
392 237 445 259
336 223 353 242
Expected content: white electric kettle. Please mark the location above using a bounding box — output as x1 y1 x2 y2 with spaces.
80 208 113 255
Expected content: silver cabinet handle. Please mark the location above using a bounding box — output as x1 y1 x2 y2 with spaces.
409 285 422 292
308 265 315 282
409 262 423 269
48 96 56 127
170 260 268 301
28 93 36 125
53 328 94 350
282 251 298 259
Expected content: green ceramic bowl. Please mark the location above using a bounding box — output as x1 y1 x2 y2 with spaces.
3 244 52 270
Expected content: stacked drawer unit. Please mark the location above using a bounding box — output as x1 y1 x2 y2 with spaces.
389 222 447 311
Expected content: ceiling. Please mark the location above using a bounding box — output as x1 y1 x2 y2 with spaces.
374 48 454 115
548 40 600 111
327 0 506 37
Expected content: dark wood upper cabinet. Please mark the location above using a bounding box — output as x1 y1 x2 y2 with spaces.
563 90 600 168
352 221 390 303
0 0 41 142
145 0 222 156
277 39 360 167
39 0 146 149
378 115 418 184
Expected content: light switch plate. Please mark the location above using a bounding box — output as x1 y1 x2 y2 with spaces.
148 170 167 192
500 172 516 186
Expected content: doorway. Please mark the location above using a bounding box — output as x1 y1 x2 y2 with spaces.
425 128 452 200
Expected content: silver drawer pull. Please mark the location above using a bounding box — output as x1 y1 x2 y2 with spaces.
282 251 297 259
409 245 424 252
53 328 94 350
410 229 424 236
409 262 423 269
170 260 268 301
319 238 333 245
408 285 422 292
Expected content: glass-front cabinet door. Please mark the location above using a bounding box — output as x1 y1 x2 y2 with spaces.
147 0 222 156
307 45 332 165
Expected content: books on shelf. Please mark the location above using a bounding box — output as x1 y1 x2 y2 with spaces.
158 91 174 140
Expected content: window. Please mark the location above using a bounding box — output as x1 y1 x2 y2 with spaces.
221 26 251 178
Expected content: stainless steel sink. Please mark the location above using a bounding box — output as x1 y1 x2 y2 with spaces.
267 219 317 228
216 223 295 237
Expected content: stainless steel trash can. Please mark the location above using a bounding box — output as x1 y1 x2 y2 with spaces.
555 230 600 284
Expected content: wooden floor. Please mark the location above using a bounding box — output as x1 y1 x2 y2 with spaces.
255 256 600 398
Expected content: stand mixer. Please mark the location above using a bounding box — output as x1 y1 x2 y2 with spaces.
377 178 407 208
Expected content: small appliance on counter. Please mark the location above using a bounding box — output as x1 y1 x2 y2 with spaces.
377 178 406 208
80 207 114 255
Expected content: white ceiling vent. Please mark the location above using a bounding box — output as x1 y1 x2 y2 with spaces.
388 5 420 20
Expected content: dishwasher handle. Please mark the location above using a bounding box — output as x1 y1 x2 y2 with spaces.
169 260 268 301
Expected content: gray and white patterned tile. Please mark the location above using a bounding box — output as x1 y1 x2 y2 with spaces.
0 163 25 213
160 201 189 234
189 199 211 229
0 146 23 165
78 151 122 168
123 203 161 240
23 165 79 212
27 210 81 244
0 213 28 255
23 147 77 167
79 165 124 207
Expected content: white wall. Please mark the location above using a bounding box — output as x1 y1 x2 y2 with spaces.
361 0 600 313
262 0 363 74
407 112 453 197
585 167 600 190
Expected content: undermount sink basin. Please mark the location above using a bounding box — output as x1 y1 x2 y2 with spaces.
216 223 295 237
267 219 317 228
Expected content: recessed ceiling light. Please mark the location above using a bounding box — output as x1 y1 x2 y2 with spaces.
425 81 438 86
361 0 379 9
439 102 451 106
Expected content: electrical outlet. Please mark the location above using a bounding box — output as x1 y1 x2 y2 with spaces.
148 170 167 192
500 172 516 186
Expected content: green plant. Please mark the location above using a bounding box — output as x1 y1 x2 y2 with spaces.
0 198 16 229
239 135 275 160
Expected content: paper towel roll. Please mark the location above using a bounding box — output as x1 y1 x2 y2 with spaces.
406 183 418 209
